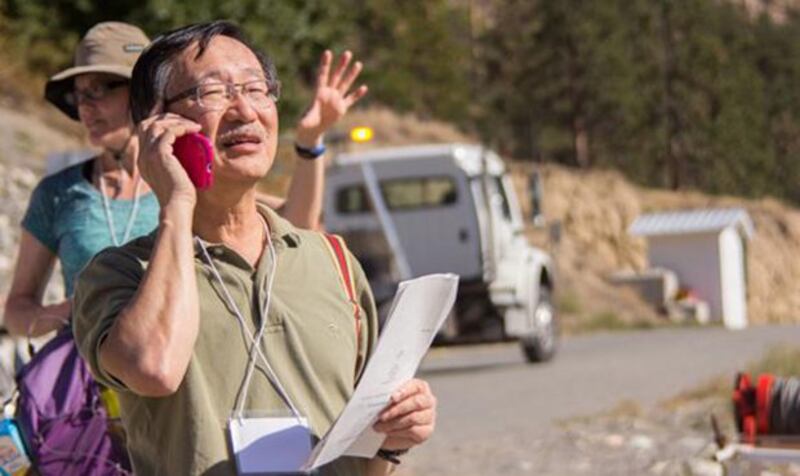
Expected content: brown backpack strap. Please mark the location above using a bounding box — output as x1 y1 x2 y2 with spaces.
322 233 362 348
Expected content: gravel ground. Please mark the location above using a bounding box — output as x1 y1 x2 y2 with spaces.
396 395 800 476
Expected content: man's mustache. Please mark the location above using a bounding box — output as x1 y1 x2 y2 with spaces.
216 124 268 144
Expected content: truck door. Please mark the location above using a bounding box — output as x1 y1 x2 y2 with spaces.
468 171 524 282
381 174 482 279
490 174 524 257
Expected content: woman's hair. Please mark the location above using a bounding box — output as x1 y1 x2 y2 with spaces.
129 20 279 123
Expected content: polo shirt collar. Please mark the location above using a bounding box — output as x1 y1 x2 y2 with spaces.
258 203 303 250
191 204 304 264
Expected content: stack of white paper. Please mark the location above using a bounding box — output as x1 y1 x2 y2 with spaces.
302 273 459 471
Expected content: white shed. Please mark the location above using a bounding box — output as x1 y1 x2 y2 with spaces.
628 208 754 330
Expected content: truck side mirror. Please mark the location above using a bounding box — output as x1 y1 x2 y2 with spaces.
528 171 545 227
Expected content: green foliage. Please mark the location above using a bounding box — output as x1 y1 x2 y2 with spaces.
351 0 472 124
480 0 659 165
0 0 473 126
669 345 800 405
748 345 800 377
579 311 655 333
557 290 582 315
479 0 800 202
3 0 800 204
1 0 367 121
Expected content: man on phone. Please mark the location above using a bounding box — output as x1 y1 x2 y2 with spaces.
71 21 436 476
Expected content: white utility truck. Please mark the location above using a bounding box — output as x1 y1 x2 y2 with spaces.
324 143 558 362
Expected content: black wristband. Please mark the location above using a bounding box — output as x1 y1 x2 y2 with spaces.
294 142 326 160
377 448 408 464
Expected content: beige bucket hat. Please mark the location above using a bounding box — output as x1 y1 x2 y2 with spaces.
45 22 150 120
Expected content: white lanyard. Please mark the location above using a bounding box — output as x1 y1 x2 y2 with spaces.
196 218 303 423
96 162 142 247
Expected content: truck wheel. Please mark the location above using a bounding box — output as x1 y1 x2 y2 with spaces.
521 287 557 363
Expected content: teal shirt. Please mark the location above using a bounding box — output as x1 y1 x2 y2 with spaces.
21 161 159 297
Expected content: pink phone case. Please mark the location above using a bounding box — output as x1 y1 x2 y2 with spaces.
173 132 214 190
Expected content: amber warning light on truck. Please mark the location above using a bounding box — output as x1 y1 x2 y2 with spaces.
350 126 374 143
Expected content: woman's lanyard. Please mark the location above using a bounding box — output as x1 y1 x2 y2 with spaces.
96 161 142 247
196 217 303 423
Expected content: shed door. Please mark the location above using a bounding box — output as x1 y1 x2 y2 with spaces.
719 227 748 329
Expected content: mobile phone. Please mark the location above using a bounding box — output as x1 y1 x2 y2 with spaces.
173 132 214 190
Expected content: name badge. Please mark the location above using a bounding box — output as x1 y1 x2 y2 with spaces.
229 416 313 475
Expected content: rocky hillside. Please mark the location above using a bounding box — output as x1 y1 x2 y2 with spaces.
0 100 85 304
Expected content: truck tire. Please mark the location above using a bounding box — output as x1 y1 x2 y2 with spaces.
521 287 557 363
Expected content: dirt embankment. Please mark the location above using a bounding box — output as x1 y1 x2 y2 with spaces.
510 163 800 330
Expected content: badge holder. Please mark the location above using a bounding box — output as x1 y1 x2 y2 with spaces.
229 410 312 475
200 234 313 475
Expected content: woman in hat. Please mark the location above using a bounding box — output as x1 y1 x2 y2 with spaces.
4 22 366 338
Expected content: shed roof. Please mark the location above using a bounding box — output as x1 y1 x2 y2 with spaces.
628 207 754 239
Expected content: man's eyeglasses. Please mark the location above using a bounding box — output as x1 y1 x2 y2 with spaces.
164 79 281 112
65 80 128 106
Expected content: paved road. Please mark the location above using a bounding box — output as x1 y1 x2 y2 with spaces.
399 325 800 475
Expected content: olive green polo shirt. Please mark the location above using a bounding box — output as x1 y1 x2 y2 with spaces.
72 205 378 476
